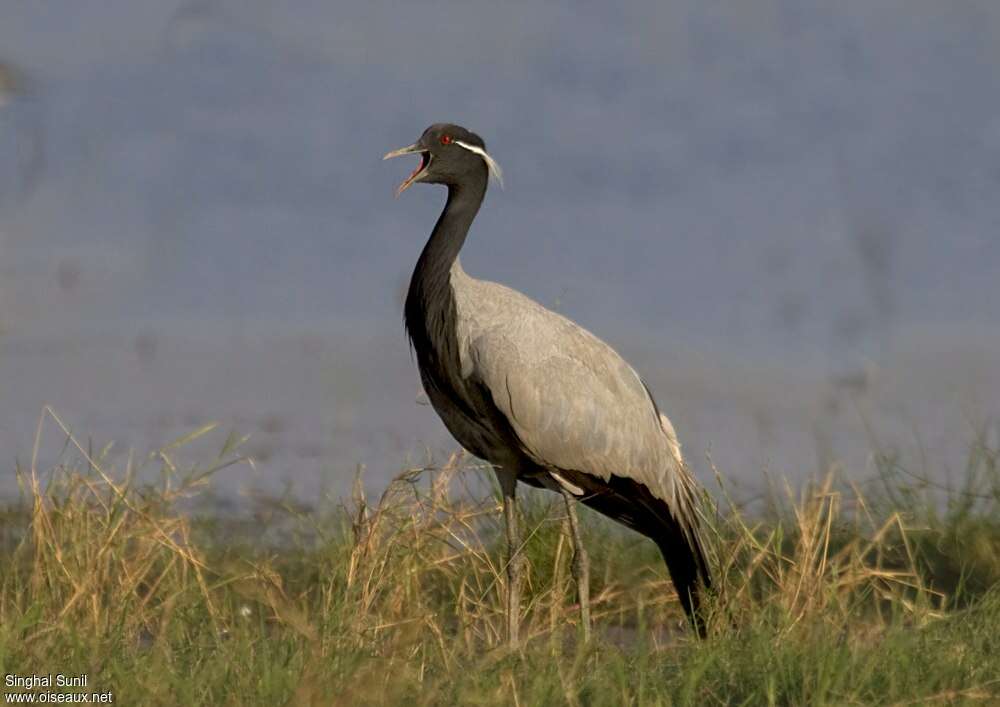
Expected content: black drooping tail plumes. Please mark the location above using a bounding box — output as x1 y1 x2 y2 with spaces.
650 471 713 638
655 527 712 638
568 470 712 637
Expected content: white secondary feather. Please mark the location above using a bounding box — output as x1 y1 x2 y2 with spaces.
455 140 504 188
550 471 585 497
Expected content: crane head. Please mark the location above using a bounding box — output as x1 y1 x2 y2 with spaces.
384 123 503 196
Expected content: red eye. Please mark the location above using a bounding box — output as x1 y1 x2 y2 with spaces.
440 135 452 145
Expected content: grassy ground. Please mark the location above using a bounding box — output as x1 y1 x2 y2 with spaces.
2 409 999 705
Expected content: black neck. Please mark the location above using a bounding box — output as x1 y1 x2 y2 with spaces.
404 177 487 359
416 179 487 285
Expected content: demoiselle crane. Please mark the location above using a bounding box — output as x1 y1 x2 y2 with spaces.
385 124 712 645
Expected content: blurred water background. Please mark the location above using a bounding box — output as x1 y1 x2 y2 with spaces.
1 0 998 504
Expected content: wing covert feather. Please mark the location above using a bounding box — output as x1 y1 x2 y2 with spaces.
467 319 683 503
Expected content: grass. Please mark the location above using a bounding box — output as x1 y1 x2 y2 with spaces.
1 407 999 705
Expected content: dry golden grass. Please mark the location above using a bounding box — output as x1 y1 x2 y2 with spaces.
2 406 998 705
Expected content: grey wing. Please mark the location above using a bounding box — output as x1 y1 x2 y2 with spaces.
456 279 711 629
468 318 711 604
467 320 689 509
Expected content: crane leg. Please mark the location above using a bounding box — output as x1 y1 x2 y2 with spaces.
499 470 524 648
560 487 591 642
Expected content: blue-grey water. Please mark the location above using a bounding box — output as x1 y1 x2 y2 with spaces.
1 0 998 503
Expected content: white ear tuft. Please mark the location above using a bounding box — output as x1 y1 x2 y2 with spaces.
454 140 504 188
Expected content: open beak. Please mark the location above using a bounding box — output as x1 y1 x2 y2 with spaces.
383 142 430 196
